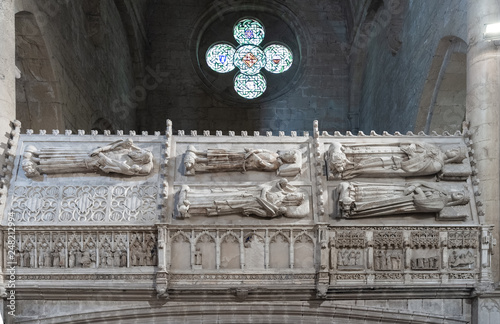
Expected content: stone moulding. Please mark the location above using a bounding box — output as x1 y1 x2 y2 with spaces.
0 120 491 302
8 184 159 224
7 229 157 269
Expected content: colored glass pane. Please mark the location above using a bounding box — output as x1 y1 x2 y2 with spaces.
264 44 293 74
205 17 293 99
233 45 266 76
233 18 265 46
234 73 267 99
206 43 236 73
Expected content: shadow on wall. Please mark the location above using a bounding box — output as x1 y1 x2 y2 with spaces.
15 11 64 132
414 36 467 134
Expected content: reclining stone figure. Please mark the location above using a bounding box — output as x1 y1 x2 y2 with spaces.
177 179 309 219
183 145 303 177
22 139 154 177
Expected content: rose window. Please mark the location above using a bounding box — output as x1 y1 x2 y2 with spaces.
205 18 293 99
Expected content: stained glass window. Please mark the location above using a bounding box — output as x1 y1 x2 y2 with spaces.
206 43 236 73
234 73 267 99
233 45 266 76
233 18 265 46
264 44 293 74
206 17 293 99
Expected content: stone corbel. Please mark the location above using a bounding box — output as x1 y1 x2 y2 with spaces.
155 271 169 298
316 283 328 299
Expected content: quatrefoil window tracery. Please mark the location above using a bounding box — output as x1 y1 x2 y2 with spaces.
205 18 293 99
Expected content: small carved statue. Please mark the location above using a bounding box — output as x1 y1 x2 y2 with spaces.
22 139 154 177
100 240 113 267
194 248 202 266
144 235 157 266
183 145 304 177
68 240 82 268
177 178 309 219
327 141 468 180
81 241 97 268
375 250 402 271
23 249 31 268
115 240 128 267
130 237 145 266
338 181 470 220
51 250 60 268
38 240 51 268
22 241 35 268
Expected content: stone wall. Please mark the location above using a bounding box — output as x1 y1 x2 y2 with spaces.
358 0 467 133
13 0 141 133
144 0 350 134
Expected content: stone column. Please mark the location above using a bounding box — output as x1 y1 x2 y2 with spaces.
467 1 500 322
467 0 500 274
0 0 16 172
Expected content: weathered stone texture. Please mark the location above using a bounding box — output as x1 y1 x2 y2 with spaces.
359 0 467 133
14 0 143 132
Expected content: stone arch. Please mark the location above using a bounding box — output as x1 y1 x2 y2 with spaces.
220 232 241 269
414 36 467 134
269 232 290 268
170 232 191 270
293 232 314 268
15 10 63 132
244 232 265 269
194 232 216 270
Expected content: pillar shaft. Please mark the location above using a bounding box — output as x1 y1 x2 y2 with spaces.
0 0 16 171
466 0 500 284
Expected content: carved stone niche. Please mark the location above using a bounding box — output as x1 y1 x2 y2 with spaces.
325 141 471 181
244 232 266 269
12 231 156 269
410 231 440 271
449 249 476 270
373 231 403 272
333 231 366 271
448 230 479 271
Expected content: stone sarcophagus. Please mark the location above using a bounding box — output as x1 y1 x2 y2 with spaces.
0 120 492 302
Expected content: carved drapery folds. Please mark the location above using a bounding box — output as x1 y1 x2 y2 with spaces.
326 141 470 180
183 145 305 177
22 139 154 177
337 181 470 220
176 179 309 219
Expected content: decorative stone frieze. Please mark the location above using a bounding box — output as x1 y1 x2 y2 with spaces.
8 230 157 269
0 121 491 305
